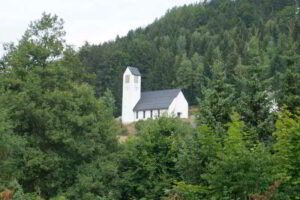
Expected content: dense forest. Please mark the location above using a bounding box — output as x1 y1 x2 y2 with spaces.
0 0 299 199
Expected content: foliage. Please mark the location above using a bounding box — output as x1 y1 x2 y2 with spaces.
273 110 300 199
0 13 119 199
118 117 192 199
0 1 299 199
175 125 221 185
0 103 25 188
204 114 276 199
78 0 298 118
197 74 236 135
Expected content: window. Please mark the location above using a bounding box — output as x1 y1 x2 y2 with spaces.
150 110 153 118
136 112 138 119
125 75 130 83
158 109 160 117
143 111 146 118
134 76 138 83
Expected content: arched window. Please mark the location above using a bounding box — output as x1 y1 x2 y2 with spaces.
134 76 138 83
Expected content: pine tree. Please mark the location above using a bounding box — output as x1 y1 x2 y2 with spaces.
236 36 276 143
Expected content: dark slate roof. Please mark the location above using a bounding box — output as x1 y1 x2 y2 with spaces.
133 89 181 111
127 66 141 76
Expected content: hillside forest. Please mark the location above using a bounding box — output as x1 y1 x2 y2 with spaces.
0 0 299 199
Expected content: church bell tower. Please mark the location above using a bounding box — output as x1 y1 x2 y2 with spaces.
122 66 141 123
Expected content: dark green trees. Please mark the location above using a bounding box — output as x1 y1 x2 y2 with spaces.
204 115 275 199
78 0 298 118
118 118 192 199
0 1 299 199
0 13 119 199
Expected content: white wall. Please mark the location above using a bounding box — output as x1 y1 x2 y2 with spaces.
145 110 151 119
134 109 161 121
152 110 158 118
137 111 143 120
161 109 168 116
168 91 188 118
122 68 141 124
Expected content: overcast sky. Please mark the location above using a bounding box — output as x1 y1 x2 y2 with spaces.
0 0 199 56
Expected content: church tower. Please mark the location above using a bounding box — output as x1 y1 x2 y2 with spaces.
122 66 141 124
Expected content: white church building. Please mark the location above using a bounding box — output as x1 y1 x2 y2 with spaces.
122 66 189 124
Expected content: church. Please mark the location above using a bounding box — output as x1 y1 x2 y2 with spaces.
122 66 189 124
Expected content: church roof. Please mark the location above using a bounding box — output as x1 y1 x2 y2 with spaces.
133 89 181 111
127 66 141 76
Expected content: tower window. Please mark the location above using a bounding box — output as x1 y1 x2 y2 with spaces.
134 76 138 83
125 75 130 83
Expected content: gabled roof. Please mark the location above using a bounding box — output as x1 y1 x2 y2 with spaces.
127 66 141 76
133 89 181 111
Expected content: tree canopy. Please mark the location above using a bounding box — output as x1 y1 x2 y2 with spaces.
0 1 299 199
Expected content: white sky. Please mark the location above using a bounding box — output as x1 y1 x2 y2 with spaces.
0 0 199 56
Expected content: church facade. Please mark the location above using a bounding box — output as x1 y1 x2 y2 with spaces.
122 66 188 124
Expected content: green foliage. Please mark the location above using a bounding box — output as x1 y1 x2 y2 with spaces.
2 13 65 69
176 53 204 104
176 125 221 185
118 117 192 199
165 181 209 200
273 110 300 198
0 13 119 199
197 75 236 135
0 1 299 199
204 114 276 199
65 156 120 199
78 0 298 118
0 105 25 187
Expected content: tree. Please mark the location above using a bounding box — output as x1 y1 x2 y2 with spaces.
0 106 25 189
176 53 204 104
176 125 221 185
170 125 221 199
118 117 192 199
204 114 276 199
235 36 276 143
0 14 120 199
273 110 300 198
2 13 65 69
272 34 300 112
197 74 236 135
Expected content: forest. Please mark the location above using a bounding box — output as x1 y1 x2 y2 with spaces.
0 0 299 199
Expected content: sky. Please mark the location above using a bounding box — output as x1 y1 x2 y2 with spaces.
0 0 199 56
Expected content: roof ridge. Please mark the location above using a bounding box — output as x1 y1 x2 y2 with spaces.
142 88 181 93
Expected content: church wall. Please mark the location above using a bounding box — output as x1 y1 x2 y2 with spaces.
133 106 186 122
161 109 168 116
152 110 158 118
134 109 163 121
122 68 141 124
137 111 143 120
168 91 188 118
145 110 151 119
